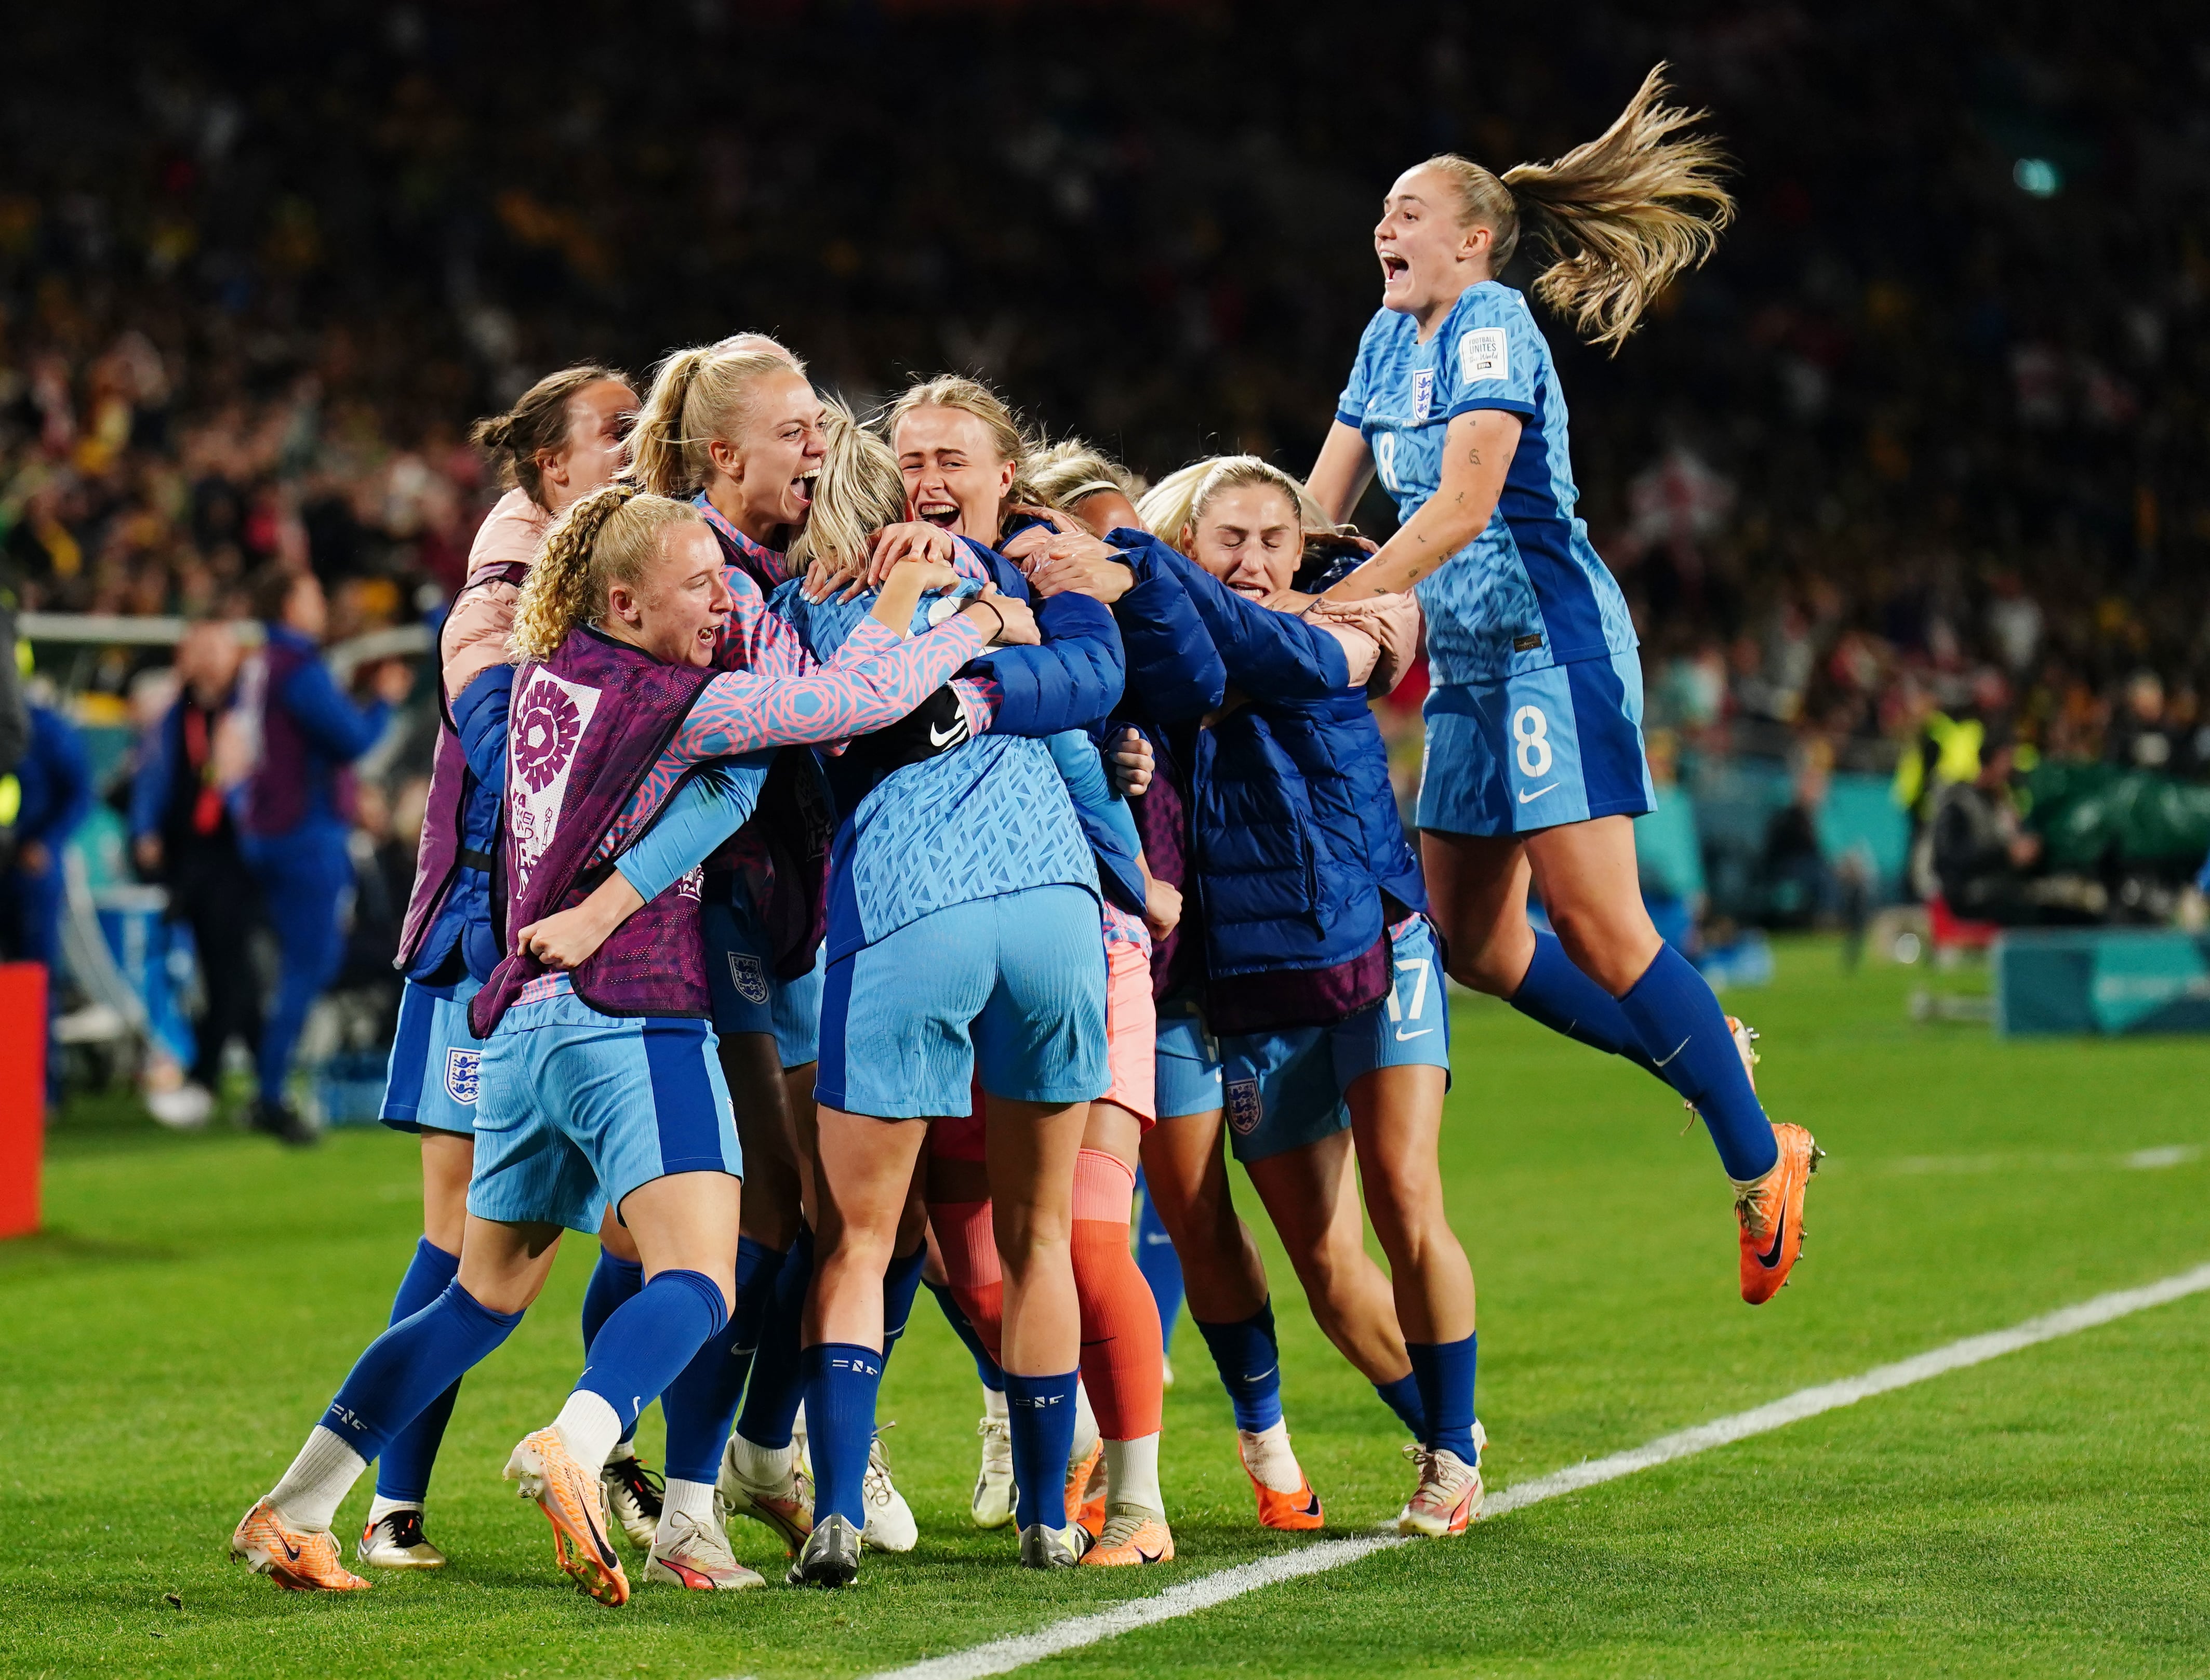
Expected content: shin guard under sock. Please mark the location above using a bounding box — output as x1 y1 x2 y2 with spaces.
1004 1368 1080 1531
801 1342 883 1530
736 1226 810 1450
372 1236 462 1504
1071 1150 1163 1442
659 1239 783 1485
574 1268 728 1445
1509 931 1660 1075
1617 944 1779 1180
1193 1300 1285 1434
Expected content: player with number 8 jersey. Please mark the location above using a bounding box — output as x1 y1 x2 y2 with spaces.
1312 68 1821 1312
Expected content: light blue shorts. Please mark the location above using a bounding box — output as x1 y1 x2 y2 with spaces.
380 974 485 1136
1418 650 1656 837
816 884 1109 1120
701 897 826 1070
1154 995 1225 1121
1221 917 1452 1164
471 992 741 1233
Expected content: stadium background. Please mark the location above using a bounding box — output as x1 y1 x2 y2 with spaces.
2 6 2208 1676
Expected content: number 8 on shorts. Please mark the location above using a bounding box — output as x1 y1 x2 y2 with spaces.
1512 704 1552 778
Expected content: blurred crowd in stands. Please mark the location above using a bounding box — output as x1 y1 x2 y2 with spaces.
1 0 2206 1109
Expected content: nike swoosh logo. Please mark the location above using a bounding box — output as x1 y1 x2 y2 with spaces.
1755 1189 1790 1269
1395 1027 1434 1042
1653 1037 1691 1069
1518 783 1559 804
280 1537 301 1561
928 720 967 748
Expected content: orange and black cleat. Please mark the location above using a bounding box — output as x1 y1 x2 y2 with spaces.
1236 1434 1324 1531
1081 1507 1176 1566
504 1427 631 1605
1067 1439 1108 1539
230 1497 372 1592
1736 1122 1823 1304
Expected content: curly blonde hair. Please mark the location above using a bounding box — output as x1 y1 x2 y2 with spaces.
508 484 704 662
1422 64 1734 351
784 397 907 582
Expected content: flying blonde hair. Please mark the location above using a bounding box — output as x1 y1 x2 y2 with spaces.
508 484 703 661
784 397 907 581
1421 63 1734 351
628 339 810 498
1137 456 1332 551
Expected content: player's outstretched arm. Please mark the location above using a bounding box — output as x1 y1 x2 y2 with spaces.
1321 408 1519 602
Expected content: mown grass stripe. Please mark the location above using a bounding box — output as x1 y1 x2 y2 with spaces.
871 1261 2210 1680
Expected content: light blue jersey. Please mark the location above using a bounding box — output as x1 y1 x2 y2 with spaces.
770 580 1096 963
1337 281 1637 685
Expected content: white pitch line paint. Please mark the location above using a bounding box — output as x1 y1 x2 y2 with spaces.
868 1261 2210 1680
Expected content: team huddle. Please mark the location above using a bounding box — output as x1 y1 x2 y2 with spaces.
229 68 1820 1603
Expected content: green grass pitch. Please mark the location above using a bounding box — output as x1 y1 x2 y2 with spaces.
3 936 2207 1677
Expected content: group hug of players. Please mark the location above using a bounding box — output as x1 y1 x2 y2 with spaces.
230 70 1820 1602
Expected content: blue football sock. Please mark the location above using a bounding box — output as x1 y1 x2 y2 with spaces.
802 1342 883 1530
1509 931 1660 1075
879 1243 927 1366
372 1237 463 1503
1406 1335 1478 1462
580 1248 646 1445
1004 1368 1080 1531
1193 1301 1285 1433
1133 1176 1186 1355
575 1269 728 1439
926 1278 1005 1391
1616 943 1779 1181
1374 1370 1428 1441
324 1280 523 1463
736 1225 810 1448
659 1238 784 1485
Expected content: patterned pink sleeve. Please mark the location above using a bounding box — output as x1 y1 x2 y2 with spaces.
670 613 989 763
717 567 819 679
951 675 1002 737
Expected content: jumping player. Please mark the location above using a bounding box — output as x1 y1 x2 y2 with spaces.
1309 68 1821 1303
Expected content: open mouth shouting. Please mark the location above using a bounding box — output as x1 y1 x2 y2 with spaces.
916 496 962 532
1379 249 1410 288
790 466 819 511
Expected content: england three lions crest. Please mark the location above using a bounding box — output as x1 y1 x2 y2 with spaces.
727 952 770 1006
444 1047 482 1105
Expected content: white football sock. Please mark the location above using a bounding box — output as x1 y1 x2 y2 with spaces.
727 1432 797 1488
1103 1434 1163 1517
1070 1381 1100 1468
656 1476 716 1544
268 1425 368 1534
550 1390 623 1478
982 1385 1009 1423
366 1492 420 1527
1237 1421 1304 1495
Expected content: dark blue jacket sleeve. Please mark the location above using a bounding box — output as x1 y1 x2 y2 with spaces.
279 656 390 763
450 665 513 792
1107 530 1227 723
1146 540 1350 701
131 704 183 840
973 590 1127 738
28 708 92 845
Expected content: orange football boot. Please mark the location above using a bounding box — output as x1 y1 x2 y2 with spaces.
1737 1122 1822 1304
230 1497 372 1592
1081 1507 1176 1566
1067 1439 1107 1538
1236 1433 1323 1531
504 1427 631 1605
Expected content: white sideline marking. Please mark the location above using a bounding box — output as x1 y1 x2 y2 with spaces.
869 1262 2210 1680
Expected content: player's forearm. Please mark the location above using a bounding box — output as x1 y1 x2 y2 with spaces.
1306 421 1375 527
1323 495 1487 602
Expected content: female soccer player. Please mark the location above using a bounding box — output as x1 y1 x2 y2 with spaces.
1309 68 1820 1303
774 375 1126 1584
365 363 637 1569
630 342 953 1557
1131 457 1484 1532
229 485 1013 1602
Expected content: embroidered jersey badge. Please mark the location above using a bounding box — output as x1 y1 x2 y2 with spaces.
1458 327 1508 383
1411 368 1434 424
1226 1077 1263 1136
444 1047 482 1105
727 952 770 1006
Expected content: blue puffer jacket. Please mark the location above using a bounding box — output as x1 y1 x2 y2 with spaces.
1129 534 1424 1033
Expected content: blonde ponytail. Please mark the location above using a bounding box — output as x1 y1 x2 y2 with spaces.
629 340 809 498
508 483 702 661
877 374 1050 522
1427 64 1734 352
